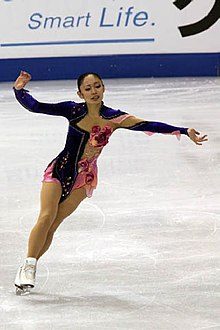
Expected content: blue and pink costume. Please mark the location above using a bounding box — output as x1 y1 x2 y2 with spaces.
14 88 188 203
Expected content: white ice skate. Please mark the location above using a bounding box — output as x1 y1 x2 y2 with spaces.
15 258 37 295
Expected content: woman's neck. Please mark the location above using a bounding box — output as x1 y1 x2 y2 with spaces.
86 102 102 118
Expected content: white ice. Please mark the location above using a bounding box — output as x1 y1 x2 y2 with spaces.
0 77 220 330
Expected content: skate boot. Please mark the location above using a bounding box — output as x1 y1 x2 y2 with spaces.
15 257 37 295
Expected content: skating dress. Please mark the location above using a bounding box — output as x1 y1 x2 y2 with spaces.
14 88 188 203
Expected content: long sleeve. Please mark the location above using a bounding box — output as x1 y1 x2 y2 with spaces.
126 121 189 137
13 88 74 119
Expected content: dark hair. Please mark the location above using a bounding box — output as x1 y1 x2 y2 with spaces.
77 72 103 91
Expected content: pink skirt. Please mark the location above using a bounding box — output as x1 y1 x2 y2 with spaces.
42 157 98 198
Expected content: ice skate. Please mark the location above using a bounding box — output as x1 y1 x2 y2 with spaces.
15 285 32 296
14 258 37 295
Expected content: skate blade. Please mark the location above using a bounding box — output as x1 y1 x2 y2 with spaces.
15 285 32 296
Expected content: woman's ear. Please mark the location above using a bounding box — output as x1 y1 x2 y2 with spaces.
77 91 84 99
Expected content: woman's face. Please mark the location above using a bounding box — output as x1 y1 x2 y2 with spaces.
77 74 105 105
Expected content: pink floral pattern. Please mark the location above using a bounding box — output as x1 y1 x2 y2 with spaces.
89 125 113 147
85 172 94 184
78 158 95 184
78 159 89 173
74 156 98 197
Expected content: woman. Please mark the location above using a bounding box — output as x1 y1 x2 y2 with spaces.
13 71 207 294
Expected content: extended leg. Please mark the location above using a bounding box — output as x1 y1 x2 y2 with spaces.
15 182 62 294
37 186 87 259
27 182 62 258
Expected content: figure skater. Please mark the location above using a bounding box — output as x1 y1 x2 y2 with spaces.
13 71 208 294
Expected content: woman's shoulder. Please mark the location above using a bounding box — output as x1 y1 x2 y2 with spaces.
101 104 128 119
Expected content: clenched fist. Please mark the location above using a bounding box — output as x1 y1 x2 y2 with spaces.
14 71 32 90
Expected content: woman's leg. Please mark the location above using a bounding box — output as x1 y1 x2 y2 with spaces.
37 186 87 259
27 182 62 258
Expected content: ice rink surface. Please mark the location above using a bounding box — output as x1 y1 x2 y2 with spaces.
0 77 220 330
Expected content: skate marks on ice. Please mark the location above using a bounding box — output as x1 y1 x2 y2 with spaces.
1 207 220 330
21 209 220 327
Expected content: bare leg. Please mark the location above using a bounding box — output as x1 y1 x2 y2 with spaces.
36 186 87 259
27 182 62 258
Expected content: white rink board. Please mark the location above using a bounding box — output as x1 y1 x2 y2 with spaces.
0 0 219 59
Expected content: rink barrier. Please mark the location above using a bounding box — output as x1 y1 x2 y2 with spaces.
0 52 219 81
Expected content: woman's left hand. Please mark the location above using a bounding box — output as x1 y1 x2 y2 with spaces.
187 128 208 145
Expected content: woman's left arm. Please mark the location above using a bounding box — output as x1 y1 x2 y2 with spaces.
117 115 208 145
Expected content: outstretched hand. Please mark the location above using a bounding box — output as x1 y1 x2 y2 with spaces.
187 128 208 145
14 71 32 90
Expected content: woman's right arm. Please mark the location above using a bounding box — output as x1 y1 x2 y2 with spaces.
13 71 73 118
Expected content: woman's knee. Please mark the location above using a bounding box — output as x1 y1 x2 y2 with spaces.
37 212 56 231
44 187 87 236
46 220 62 240
48 210 69 235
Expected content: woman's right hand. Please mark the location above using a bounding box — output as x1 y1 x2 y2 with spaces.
14 71 32 90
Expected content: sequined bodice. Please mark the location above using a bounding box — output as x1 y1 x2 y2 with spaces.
82 143 101 159
81 125 113 160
